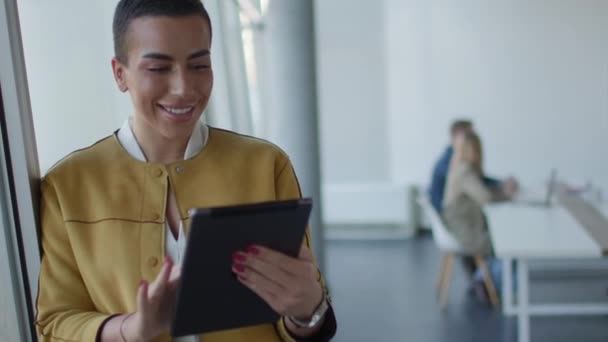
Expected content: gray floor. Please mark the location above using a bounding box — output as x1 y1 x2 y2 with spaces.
325 233 608 342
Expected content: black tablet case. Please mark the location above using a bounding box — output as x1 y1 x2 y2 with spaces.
171 198 313 337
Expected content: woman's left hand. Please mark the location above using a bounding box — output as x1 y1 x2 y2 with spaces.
232 245 323 320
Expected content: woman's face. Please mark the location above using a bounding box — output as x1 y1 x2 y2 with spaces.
112 15 213 142
454 137 479 165
462 143 479 164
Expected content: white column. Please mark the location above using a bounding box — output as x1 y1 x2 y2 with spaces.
205 0 253 134
261 1 325 270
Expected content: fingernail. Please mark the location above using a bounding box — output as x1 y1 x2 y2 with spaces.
233 263 246 273
246 245 260 255
232 252 246 262
139 280 145 287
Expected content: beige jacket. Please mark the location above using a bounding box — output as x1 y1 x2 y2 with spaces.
442 162 503 255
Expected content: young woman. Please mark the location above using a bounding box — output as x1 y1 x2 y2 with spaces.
35 1 336 341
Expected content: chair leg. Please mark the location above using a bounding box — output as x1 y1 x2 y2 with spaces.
474 256 500 308
439 254 454 309
436 254 448 293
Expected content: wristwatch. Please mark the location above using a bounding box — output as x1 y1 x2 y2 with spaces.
287 294 329 329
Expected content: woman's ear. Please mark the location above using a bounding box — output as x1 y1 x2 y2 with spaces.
111 58 128 92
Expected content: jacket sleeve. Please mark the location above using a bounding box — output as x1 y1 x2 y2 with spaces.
482 175 502 188
461 166 509 204
272 157 337 342
460 167 494 205
35 178 115 342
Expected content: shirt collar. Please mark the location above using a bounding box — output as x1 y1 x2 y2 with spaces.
116 118 209 162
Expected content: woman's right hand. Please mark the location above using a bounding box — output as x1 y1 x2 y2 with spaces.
502 177 519 199
125 256 181 341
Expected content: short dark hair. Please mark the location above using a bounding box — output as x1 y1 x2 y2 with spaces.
113 0 212 64
450 119 473 137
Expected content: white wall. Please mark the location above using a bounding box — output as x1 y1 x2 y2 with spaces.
315 0 399 224
18 1 124 174
315 0 390 184
17 1 234 174
18 1 608 222
318 0 608 224
389 0 608 190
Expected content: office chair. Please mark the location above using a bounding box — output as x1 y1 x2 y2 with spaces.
417 195 499 309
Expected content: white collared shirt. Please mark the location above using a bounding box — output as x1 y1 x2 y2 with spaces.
117 118 208 342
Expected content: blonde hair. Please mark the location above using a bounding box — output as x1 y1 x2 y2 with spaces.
462 131 483 175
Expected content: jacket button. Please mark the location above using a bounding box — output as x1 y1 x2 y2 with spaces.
148 257 159 267
175 166 184 174
153 168 163 177
152 213 161 221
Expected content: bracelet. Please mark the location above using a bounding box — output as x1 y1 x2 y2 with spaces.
120 313 135 342
287 315 310 329
287 294 329 329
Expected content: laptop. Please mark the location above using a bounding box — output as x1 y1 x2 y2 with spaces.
515 169 558 207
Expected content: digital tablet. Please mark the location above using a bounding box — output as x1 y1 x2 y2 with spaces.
171 198 313 337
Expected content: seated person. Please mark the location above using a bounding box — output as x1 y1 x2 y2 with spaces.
442 131 517 300
429 119 505 212
430 120 516 278
442 130 516 254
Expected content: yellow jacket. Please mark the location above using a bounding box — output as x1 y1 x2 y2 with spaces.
36 127 328 342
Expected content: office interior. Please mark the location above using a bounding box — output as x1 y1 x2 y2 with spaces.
1 1 607 341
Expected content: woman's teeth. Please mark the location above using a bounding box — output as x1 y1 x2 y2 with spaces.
162 106 193 115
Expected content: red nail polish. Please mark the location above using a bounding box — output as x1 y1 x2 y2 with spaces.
246 245 260 255
139 280 145 287
232 252 246 262
233 264 246 272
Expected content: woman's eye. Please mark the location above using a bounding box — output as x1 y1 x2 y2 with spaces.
148 67 171 73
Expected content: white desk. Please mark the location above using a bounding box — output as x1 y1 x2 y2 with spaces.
599 203 608 217
486 203 608 342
